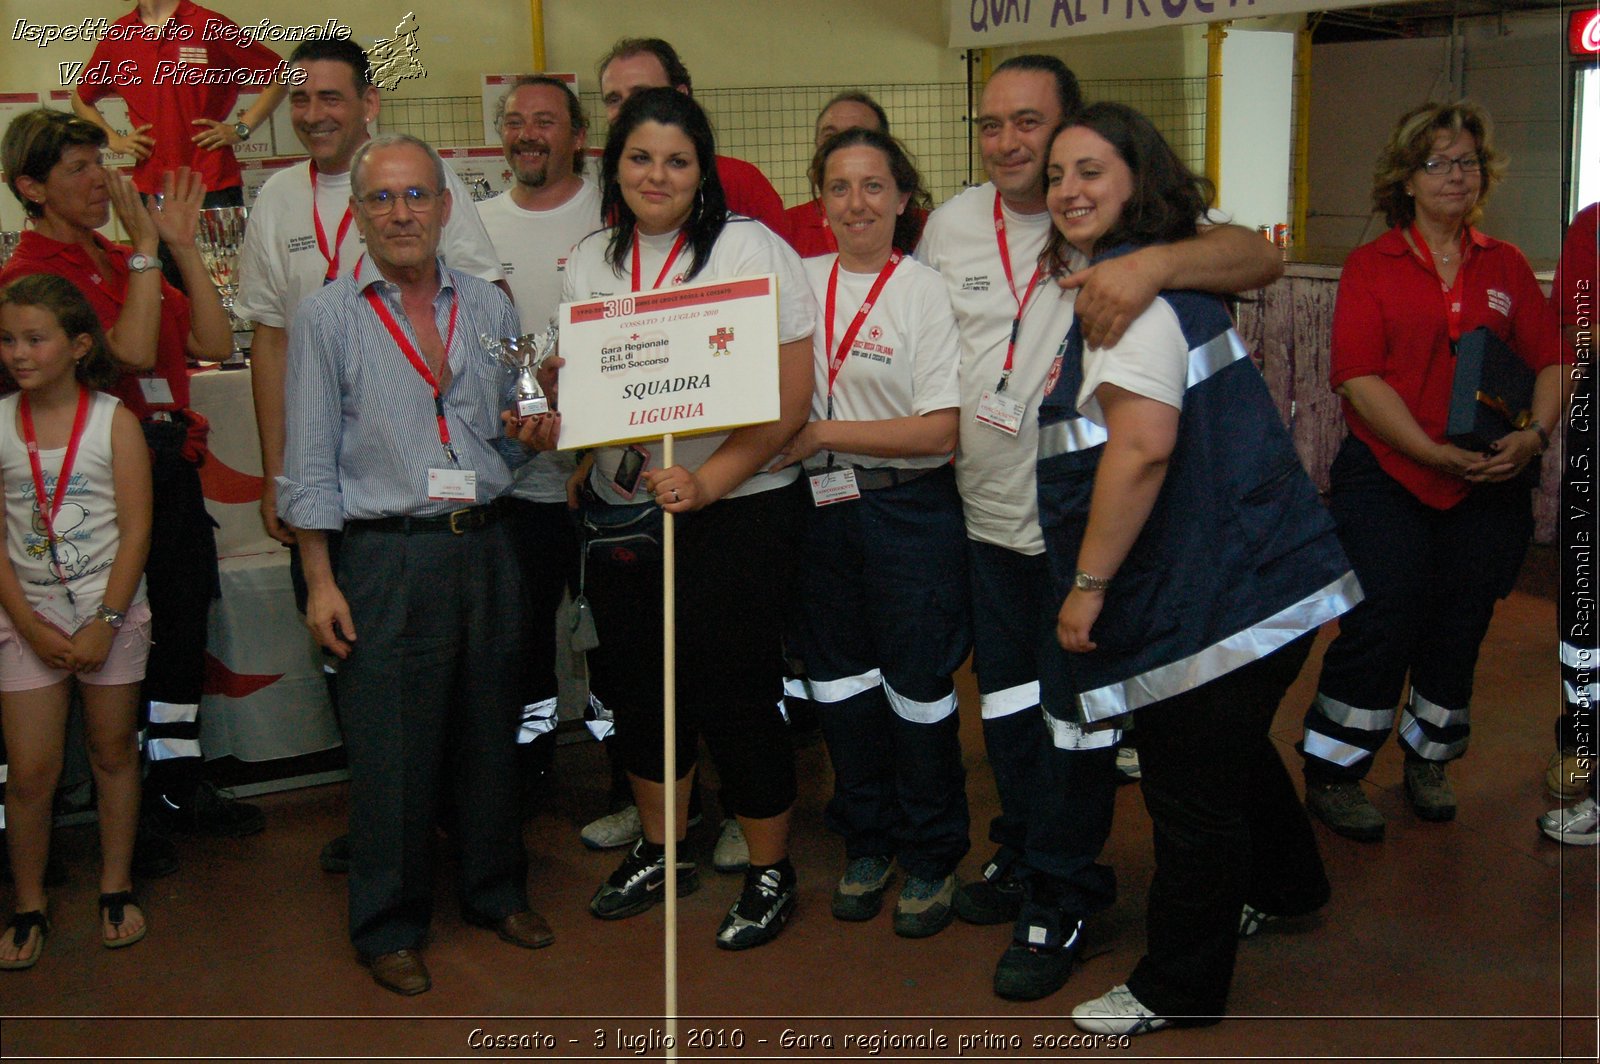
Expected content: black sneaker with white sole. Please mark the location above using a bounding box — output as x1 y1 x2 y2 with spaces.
716 864 796 950
589 840 700 920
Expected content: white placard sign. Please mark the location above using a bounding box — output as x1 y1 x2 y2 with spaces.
949 0 1379 45
557 275 780 450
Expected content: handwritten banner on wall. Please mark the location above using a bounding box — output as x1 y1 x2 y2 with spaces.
949 0 1376 46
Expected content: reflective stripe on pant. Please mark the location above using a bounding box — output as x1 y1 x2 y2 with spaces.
791 468 971 880
970 539 1116 916
144 700 203 761
1303 437 1530 782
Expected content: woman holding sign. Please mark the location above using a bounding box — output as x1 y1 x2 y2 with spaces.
1297 102 1564 842
559 88 815 950
771 129 970 938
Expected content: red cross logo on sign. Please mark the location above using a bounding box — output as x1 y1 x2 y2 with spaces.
709 327 735 355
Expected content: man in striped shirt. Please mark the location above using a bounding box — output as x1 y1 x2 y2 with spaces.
278 132 552 997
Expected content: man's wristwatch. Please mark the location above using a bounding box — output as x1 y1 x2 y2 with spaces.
233 121 251 142
1073 569 1112 592
95 604 127 629
127 252 160 274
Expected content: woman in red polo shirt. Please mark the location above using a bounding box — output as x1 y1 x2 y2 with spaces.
0 109 257 853
1298 102 1565 842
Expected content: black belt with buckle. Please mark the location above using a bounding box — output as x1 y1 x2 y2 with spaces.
349 503 500 535
852 465 935 491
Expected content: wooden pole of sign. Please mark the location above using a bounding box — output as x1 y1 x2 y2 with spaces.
661 431 678 1060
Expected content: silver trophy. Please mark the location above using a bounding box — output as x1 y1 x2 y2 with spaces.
482 321 555 418
195 206 250 364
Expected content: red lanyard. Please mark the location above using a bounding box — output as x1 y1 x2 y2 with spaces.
362 286 461 464
994 190 1046 390
823 252 901 418
1408 223 1470 342
310 164 355 284
20 386 92 595
630 230 689 292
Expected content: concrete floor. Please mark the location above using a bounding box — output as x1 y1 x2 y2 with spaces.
2 583 1596 1062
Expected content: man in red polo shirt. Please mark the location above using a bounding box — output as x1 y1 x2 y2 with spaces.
72 1 290 203
597 37 792 246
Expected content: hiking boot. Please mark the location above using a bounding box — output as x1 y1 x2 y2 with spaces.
1538 797 1600 846
716 864 796 950
1403 759 1457 822
1305 779 1385 841
1072 983 1171 1036
831 856 894 922
589 840 699 920
954 850 1023 924
893 873 956 939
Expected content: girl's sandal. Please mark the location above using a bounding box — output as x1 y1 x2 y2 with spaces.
100 891 147 949
0 910 50 970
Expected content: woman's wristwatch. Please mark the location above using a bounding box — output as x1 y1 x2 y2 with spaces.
1529 423 1551 455
1073 569 1113 592
95 604 127 629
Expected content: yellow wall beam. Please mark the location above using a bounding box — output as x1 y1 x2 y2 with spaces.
1205 21 1228 202
529 0 547 71
1292 19 1312 253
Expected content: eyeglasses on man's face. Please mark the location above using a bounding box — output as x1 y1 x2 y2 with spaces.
358 186 443 215
1420 154 1482 177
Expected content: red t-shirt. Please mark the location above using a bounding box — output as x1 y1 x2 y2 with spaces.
0 229 193 419
783 196 929 258
716 154 791 246
78 1 284 194
1554 202 1598 336
1330 225 1561 509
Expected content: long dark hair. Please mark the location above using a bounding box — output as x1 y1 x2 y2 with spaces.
1040 101 1213 271
809 128 931 255
600 88 727 283
0 274 120 389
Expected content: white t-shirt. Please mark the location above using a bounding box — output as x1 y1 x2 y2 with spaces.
478 179 604 503
235 162 506 331
0 391 145 619
917 182 1071 555
1077 298 1189 425
561 216 817 505
800 254 960 471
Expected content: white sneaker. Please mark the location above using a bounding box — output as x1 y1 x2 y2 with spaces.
1539 797 1600 846
713 818 749 873
581 806 642 850
1072 984 1170 1036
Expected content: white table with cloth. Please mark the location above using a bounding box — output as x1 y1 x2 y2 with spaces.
189 366 341 763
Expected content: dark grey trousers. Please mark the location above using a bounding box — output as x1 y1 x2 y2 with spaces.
337 519 528 960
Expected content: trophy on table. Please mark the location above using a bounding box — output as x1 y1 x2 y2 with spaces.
195 206 250 367
482 320 556 418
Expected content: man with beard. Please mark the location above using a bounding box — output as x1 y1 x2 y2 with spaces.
475 76 602 798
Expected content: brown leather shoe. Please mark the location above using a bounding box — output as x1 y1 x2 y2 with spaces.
475 909 555 950
367 949 431 995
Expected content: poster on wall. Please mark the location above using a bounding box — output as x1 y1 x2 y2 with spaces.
441 146 515 202
482 72 579 146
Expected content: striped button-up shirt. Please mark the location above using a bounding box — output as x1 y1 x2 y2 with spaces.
278 256 521 529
